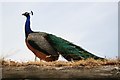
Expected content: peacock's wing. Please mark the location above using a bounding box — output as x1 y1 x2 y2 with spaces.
46 34 102 61
26 32 59 60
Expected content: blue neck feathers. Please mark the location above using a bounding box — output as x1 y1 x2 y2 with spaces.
25 15 33 38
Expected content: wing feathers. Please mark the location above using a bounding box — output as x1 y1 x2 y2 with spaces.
27 32 59 57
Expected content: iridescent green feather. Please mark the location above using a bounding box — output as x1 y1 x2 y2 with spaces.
46 34 102 61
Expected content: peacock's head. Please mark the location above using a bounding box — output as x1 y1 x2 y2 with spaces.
22 11 33 17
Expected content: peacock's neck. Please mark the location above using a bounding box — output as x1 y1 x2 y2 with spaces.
25 15 33 38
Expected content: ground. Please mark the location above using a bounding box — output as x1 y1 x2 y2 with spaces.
1 58 120 80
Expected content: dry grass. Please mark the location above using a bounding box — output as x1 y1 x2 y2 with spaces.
1 58 119 68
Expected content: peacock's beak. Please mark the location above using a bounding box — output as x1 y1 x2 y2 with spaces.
22 13 25 16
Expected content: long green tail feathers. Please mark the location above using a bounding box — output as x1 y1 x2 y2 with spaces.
46 34 104 61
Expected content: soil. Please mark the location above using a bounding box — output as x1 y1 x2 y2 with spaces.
1 65 120 80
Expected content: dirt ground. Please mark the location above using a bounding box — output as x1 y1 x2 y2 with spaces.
1 65 120 80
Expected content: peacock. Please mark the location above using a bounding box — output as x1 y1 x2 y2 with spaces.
22 11 104 62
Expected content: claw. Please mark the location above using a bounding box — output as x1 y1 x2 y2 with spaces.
46 55 51 58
